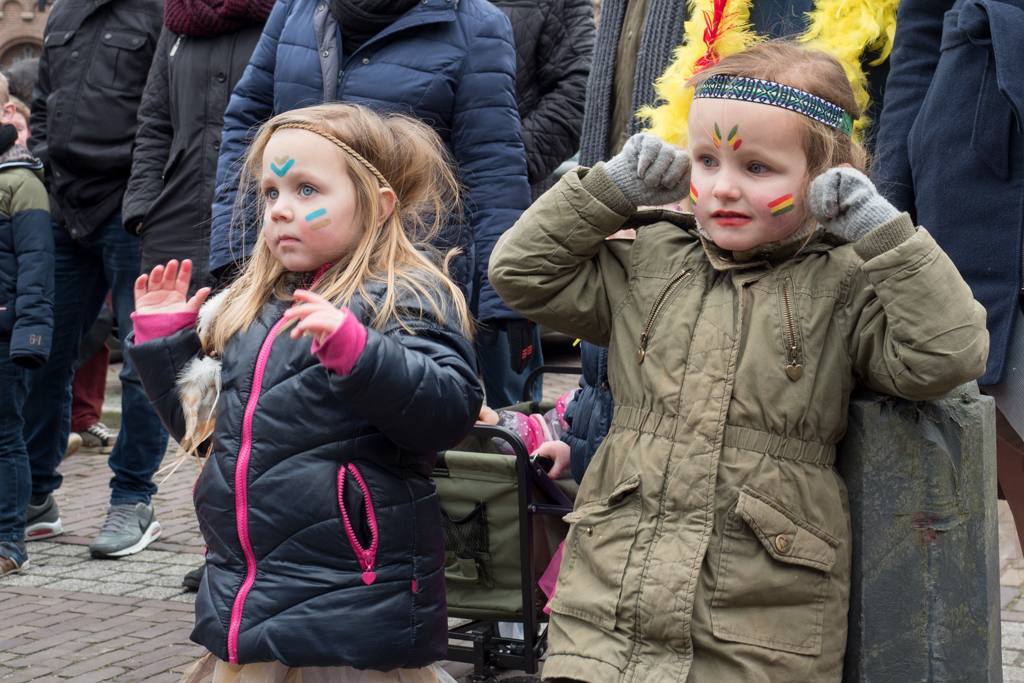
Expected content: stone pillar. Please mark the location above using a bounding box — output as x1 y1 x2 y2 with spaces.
839 383 1000 683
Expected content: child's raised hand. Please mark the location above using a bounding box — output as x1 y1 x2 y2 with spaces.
283 289 348 345
605 133 691 208
809 167 900 243
134 260 210 315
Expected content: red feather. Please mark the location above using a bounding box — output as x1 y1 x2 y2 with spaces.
693 0 735 73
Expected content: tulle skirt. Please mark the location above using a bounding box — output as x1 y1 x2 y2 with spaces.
178 653 459 683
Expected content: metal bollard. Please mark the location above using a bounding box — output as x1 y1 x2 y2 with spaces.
839 383 1000 683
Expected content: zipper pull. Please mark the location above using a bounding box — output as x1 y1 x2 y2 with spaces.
786 346 803 381
169 35 182 57
636 332 648 364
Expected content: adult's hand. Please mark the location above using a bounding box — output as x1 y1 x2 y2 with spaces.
133 259 210 315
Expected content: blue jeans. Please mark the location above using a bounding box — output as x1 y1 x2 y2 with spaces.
23 214 169 506
0 340 30 542
476 327 544 408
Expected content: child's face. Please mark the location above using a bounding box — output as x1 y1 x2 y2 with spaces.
11 113 29 146
261 129 366 272
688 98 811 252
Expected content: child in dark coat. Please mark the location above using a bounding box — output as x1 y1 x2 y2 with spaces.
127 104 481 682
0 71 53 576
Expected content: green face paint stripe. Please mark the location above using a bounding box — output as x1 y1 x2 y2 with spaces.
712 123 722 147
727 125 738 143
305 208 327 221
308 219 332 231
771 203 796 216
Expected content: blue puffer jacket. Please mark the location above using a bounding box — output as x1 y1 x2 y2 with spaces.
209 0 531 322
0 141 53 370
560 341 613 484
128 277 483 668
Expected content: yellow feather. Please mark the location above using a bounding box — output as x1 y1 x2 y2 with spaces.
639 0 900 146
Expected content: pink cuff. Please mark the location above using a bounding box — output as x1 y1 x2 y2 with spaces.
311 308 367 376
131 311 198 344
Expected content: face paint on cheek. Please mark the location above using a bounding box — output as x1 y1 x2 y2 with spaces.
689 183 698 206
767 193 796 217
270 156 295 177
305 208 331 231
712 123 722 149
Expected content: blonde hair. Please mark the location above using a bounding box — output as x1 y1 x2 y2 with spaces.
0 73 9 108
10 96 29 122
687 41 869 179
205 103 472 358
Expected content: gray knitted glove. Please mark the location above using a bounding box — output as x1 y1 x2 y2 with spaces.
604 133 690 208
809 167 900 242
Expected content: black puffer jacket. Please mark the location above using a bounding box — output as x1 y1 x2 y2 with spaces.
492 0 594 194
128 278 482 668
28 0 162 238
124 25 264 295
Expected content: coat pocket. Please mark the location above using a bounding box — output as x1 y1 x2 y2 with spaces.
86 29 150 93
549 474 641 630
711 486 838 656
338 462 380 586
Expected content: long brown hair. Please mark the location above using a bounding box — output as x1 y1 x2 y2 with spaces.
687 41 869 179
205 103 472 357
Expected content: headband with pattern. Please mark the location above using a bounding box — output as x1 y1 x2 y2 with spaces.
276 122 393 190
694 75 854 137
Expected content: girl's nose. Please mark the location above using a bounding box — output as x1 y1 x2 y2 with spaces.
269 198 293 223
711 167 743 202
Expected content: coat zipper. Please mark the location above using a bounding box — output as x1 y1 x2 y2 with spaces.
226 263 332 664
169 35 183 57
782 278 803 381
226 314 289 664
338 463 380 586
637 270 690 364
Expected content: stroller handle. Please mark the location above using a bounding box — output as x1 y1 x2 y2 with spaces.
521 364 583 402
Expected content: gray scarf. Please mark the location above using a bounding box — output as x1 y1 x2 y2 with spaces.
579 0 688 166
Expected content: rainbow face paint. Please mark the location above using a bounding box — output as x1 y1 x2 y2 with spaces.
271 156 295 177
712 123 722 148
726 125 741 150
689 183 698 206
305 208 331 230
768 193 795 216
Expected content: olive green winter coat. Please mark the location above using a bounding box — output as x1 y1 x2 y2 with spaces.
488 166 989 683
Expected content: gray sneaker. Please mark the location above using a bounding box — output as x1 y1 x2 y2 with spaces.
89 503 162 558
25 494 63 540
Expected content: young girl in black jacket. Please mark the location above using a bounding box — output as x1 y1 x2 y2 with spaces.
127 103 481 683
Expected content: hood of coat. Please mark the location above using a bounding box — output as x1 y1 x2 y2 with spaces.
0 137 44 180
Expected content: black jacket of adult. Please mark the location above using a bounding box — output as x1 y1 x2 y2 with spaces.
28 0 163 239
872 0 1024 385
127 279 483 668
123 25 264 294
491 0 594 195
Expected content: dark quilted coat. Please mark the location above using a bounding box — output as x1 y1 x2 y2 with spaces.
491 0 594 194
560 340 612 484
123 25 264 295
208 0 531 322
872 0 1024 385
127 279 483 668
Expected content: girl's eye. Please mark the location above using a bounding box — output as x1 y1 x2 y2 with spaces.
701 156 718 168
300 185 317 197
749 162 769 175
267 188 279 201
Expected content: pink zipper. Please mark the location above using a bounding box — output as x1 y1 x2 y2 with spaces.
226 264 333 664
338 463 380 585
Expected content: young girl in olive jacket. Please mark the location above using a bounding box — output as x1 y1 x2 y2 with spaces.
489 42 989 683
128 104 481 683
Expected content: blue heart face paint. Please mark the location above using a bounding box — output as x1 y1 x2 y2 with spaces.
271 156 295 177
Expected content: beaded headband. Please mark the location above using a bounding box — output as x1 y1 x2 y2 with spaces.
694 75 854 137
276 122 393 190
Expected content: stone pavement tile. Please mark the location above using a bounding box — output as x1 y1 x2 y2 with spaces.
125 586 189 600
115 654 197 682
59 650 145 678
63 666 127 683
